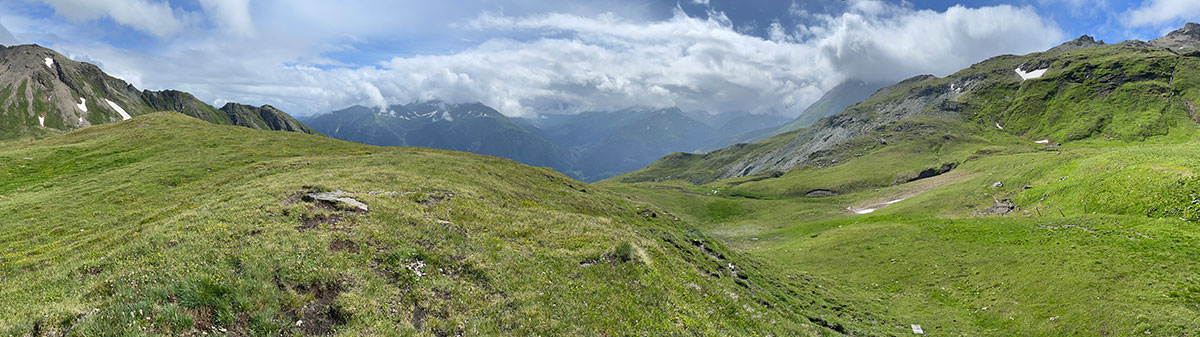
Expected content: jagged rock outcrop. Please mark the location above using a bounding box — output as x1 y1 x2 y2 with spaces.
1049 35 1106 53
1151 22 1200 50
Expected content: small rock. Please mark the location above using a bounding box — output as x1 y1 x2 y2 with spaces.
912 324 924 334
992 181 1003 188
305 191 369 212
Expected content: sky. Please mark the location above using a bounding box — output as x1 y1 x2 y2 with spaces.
1 0 1198 118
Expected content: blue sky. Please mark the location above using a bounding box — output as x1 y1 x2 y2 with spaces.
1 0 1197 117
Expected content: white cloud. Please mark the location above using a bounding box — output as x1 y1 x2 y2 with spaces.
198 0 255 37
36 0 186 37
692 0 710 5
812 2 1064 83
1127 0 1200 27
20 1 1063 119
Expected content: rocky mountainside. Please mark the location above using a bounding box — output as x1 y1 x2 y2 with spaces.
617 22 1200 183
0 44 315 139
696 80 888 152
217 102 316 134
1151 22 1200 50
777 80 889 133
304 101 572 173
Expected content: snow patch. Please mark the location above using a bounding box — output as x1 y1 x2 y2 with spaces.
44 57 53 69
848 198 908 214
105 99 131 120
441 111 454 122
37 116 44 127
1015 67 1048 80
76 98 87 112
1034 139 1050 144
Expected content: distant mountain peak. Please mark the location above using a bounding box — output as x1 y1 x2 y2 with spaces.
1168 22 1200 39
1049 35 1106 52
1151 22 1200 50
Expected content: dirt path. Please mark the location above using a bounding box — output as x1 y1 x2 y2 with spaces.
847 169 972 214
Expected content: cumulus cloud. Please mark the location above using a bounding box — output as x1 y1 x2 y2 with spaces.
809 2 1064 82
354 2 1063 117
36 0 186 37
20 0 1064 119
1127 0 1200 27
198 0 255 36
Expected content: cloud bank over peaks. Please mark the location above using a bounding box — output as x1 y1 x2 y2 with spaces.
15 0 1065 119
363 2 1062 117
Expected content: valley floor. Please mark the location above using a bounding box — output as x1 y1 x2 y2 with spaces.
609 142 1200 336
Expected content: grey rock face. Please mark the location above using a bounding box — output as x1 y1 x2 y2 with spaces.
1151 22 1200 50
1048 35 1105 53
719 74 980 179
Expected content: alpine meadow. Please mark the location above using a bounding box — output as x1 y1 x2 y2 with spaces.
3 1 1200 336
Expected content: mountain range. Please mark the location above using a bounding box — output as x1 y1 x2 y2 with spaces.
8 19 1200 337
0 44 315 139
306 103 791 181
617 24 1200 186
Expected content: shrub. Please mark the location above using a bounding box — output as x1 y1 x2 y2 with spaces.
614 242 634 262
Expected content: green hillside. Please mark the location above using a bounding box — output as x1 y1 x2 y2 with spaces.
607 139 1200 335
594 25 1200 335
0 113 883 336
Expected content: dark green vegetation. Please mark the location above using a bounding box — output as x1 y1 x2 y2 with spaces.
598 24 1200 335
0 44 315 140
0 113 882 336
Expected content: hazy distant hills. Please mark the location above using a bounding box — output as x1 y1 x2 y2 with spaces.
303 101 573 173
307 103 792 181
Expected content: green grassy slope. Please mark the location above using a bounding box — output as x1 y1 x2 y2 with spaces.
601 30 1200 336
0 113 882 336
617 42 1200 187
608 140 1200 335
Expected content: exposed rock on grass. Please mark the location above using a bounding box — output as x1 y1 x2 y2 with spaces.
804 189 839 197
303 191 369 212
